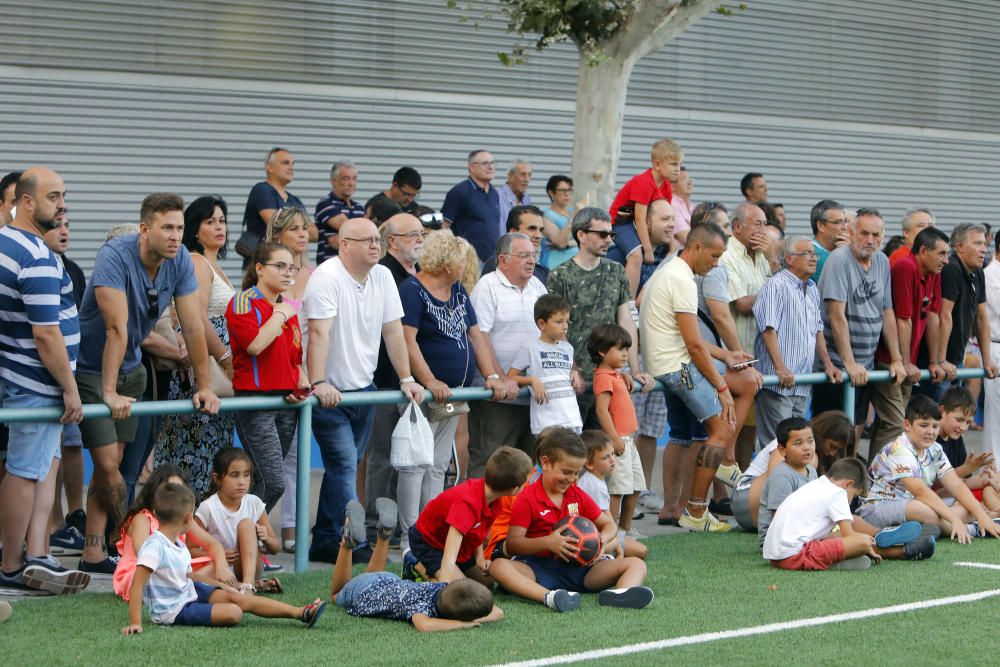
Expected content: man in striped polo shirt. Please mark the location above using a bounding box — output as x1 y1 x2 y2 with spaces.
0 167 89 594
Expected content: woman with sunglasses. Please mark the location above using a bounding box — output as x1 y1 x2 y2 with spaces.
153 196 236 500
225 242 310 512
264 207 315 551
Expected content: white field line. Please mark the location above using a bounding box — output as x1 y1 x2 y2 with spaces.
487 589 1000 667
954 561 1000 571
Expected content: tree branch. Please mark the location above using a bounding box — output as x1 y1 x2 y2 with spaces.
610 0 717 60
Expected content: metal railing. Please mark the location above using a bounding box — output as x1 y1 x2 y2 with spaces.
0 367 986 572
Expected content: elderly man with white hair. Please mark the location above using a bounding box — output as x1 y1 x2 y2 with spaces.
497 159 533 238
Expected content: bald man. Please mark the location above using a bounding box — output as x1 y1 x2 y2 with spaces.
303 217 425 563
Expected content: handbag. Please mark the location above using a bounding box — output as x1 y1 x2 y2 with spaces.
235 228 261 259
150 301 233 397
390 400 435 468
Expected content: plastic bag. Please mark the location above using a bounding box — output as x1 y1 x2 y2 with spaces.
390 400 434 469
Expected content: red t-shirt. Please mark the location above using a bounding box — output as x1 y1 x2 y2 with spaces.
609 168 673 223
875 252 941 365
414 478 499 564
592 368 639 435
226 287 303 392
888 245 911 268
509 478 601 558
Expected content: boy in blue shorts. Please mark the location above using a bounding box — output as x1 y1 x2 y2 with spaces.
122 483 326 635
331 497 503 632
489 428 653 612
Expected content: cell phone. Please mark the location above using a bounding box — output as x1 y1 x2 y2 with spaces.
733 359 759 370
291 386 315 399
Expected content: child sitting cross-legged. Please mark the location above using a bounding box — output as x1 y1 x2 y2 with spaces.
122 483 326 635
763 458 933 571
402 446 534 584
488 427 653 612
933 386 1000 513
756 417 818 547
577 430 648 559
330 498 503 632
860 394 1000 541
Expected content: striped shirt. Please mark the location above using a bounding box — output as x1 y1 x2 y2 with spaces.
469 269 547 402
753 270 822 397
0 226 79 396
135 530 197 625
719 236 772 354
817 246 892 370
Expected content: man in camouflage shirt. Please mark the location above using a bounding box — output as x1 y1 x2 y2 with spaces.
546 207 653 426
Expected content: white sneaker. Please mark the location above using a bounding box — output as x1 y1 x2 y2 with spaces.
625 528 648 541
715 464 743 488
639 490 664 512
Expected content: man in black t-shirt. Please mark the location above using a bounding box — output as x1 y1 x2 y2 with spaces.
365 166 422 216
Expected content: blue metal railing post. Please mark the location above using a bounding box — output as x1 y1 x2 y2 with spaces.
843 382 856 416
294 398 313 573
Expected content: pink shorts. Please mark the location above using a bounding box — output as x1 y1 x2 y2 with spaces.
771 538 845 571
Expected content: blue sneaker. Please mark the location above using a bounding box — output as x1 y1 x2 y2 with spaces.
874 521 921 548
261 557 284 574
0 565 33 592
902 535 935 561
401 550 423 582
23 562 90 595
50 526 85 556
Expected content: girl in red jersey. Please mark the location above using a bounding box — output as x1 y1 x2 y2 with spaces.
225 242 310 513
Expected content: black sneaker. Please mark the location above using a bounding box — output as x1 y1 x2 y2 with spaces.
543 589 580 613
709 498 733 517
65 509 86 534
903 535 936 561
0 566 33 592
22 563 90 595
597 586 654 609
350 544 373 564
308 542 339 564
77 556 119 577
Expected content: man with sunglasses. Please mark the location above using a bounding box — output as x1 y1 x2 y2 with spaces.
547 207 653 428
812 208 907 457
241 147 307 266
867 227 950 457
75 193 220 575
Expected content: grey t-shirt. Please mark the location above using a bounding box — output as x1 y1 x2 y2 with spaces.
758 461 817 546
696 266 730 347
817 246 891 370
77 234 199 374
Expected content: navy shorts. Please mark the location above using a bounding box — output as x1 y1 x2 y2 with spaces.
408 526 476 575
512 555 592 593
612 220 642 258
664 388 707 447
173 582 218 627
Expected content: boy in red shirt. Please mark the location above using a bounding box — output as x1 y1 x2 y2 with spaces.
609 137 684 298
404 447 534 585
488 428 652 612
589 324 645 538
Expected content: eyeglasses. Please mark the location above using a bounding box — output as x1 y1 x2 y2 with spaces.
788 251 818 258
471 160 496 167
342 236 381 247
146 287 159 320
554 187 574 194
505 251 535 260
390 231 428 240
263 262 301 276
822 217 849 226
583 229 616 240
399 189 420 200
920 295 930 320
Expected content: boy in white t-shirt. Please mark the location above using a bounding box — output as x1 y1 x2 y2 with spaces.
508 294 584 435
576 431 648 560
764 458 935 571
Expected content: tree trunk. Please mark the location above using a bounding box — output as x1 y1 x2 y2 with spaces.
570 52 637 210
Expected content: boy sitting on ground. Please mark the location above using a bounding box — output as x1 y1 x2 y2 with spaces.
576 430 648 559
860 395 1000 541
488 428 653 612
122 483 325 634
331 498 503 632
763 458 936 571
757 418 818 547
933 386 1000 512
403 447 533 584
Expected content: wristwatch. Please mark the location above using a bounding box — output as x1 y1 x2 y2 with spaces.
486 373 501 381
400 376 416 385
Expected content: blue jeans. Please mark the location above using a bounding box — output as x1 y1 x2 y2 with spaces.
311 386 375 549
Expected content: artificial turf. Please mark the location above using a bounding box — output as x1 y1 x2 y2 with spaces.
3 531 1000 666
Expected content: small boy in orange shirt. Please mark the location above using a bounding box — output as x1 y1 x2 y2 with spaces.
588 324 645 538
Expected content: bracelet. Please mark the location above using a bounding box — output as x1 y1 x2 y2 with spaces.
399 375 415 385
310 380 328 388
486 373 501 381
275 311 288 323
716 384 728 394
217 349 232 362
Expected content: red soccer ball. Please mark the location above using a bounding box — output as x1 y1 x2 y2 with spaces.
554 515 602 566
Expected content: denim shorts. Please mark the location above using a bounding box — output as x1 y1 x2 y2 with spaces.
612 220 642 258
172 582 218 627
336 571 399 608
660 360 725 441
2 384 64 480
511 555 592 593
62 422 82 448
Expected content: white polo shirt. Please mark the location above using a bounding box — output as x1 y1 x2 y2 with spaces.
302 257 404 390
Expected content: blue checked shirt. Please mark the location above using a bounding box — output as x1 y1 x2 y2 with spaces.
753 269 822 397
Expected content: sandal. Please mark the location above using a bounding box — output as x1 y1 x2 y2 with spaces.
238 582 256 595
255 577 284 594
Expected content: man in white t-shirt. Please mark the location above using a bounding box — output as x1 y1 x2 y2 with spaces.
469 233 547 474
303 218 424 564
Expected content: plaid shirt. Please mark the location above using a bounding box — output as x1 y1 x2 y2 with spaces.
753 269 822 397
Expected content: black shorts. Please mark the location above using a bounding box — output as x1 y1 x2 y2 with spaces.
408 526 476 576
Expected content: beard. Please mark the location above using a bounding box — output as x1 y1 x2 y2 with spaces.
34 211 63 233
